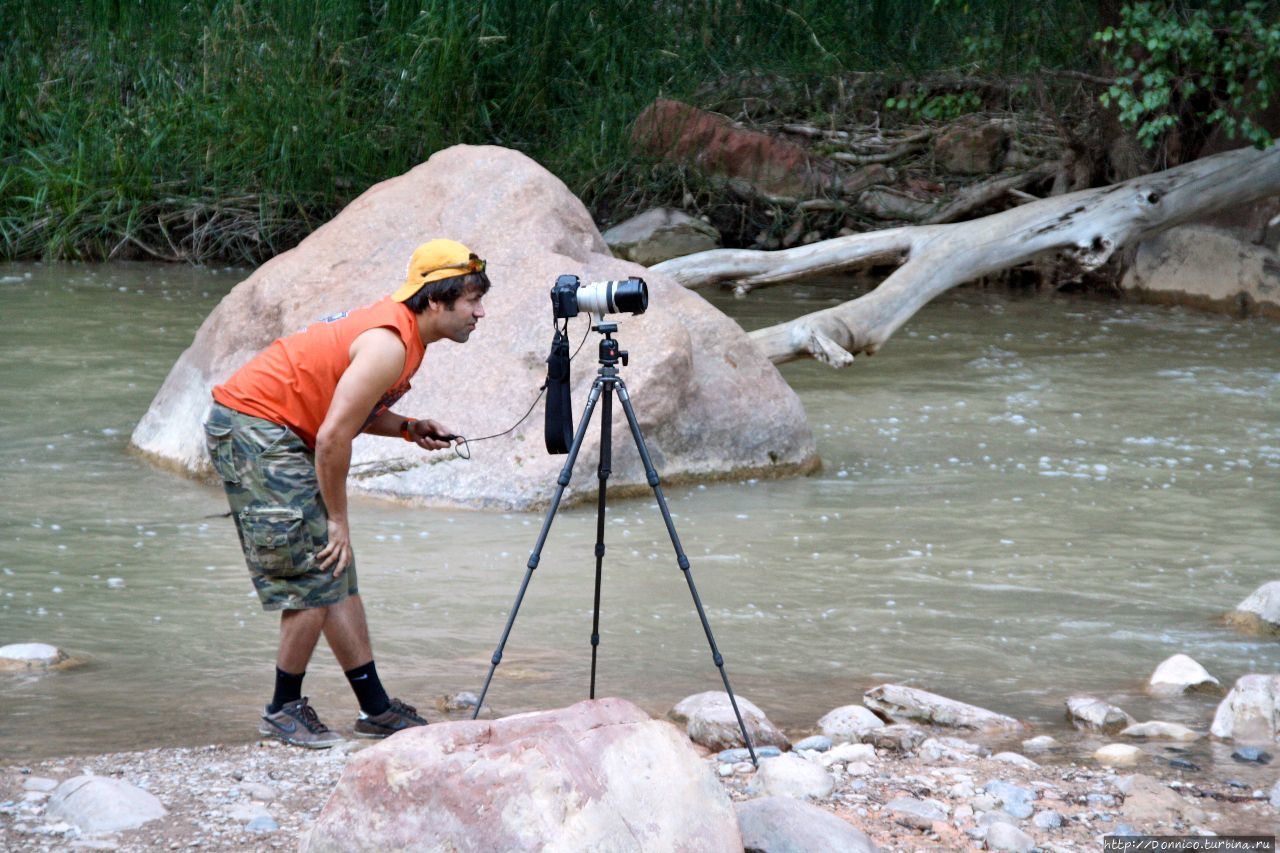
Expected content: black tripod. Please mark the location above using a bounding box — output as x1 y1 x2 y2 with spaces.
472 321 758 764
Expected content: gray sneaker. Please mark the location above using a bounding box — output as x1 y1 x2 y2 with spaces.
353 698 428 738
258 697 344 749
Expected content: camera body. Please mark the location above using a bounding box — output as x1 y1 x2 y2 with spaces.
550 275 648 320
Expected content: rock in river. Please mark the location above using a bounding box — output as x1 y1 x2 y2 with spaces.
1210 674 1280 742
1065 694 1134 733
1226 581 1280 636
672 691 790 752
1148 653 1221 695
131 145 817 511
0 642 68 672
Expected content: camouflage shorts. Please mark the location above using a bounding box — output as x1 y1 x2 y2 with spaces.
204 402 357 611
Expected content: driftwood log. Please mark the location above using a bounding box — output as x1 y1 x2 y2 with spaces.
654 144 1280 366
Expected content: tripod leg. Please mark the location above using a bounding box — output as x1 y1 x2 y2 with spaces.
589 383 613 699
613 379 759 765
472 380 604 720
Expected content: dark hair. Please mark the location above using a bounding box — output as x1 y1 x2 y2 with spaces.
403 270 491 313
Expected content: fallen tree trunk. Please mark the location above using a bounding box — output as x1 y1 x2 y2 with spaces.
653 144 1280 366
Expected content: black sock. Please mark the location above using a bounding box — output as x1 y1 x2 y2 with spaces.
345 661 391 716
268 667 304 714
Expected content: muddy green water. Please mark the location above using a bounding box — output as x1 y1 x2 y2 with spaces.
1 262 1277 768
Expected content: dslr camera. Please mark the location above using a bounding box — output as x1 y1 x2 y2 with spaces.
550 275 648 320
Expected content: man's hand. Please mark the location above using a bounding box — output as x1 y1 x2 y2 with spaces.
408 418 460 451
317 517 353 576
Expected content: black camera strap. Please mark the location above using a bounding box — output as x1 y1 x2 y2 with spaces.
544 325 573 454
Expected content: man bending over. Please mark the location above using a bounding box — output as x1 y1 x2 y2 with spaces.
203 239 488 747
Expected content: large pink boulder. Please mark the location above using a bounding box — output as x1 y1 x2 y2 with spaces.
301 697 741 852
131 144 816 510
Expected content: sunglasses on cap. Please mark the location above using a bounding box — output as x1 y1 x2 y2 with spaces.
422 254 486 277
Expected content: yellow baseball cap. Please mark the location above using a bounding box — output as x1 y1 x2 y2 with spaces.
392 239 486 302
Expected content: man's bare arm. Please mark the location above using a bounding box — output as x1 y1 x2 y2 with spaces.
364 408 458 449
313 327 406 576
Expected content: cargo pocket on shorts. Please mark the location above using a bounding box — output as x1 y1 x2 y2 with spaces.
204 423 240 485
240 505 313 577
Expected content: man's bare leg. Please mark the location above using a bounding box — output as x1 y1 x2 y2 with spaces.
277 606 328 674
321 593 373 671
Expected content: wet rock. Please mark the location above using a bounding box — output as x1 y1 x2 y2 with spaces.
1120 721 1201 741
603 208 721 266
1021 735 1060 754
885 796 947 830
0 643 68 672
792 735 831 753
1065 695 1134 734
672 692 790 752
1230 746 1272 764
303 698 741 852
131 144 817 511
1167 757 1201 771
1123 227 1280 320
817 705 886 742
1210 674 1280 742
1095 744 1142 766
1148 653 1221 695
46 776 167 833
749 754 835 801
735 796 879 853
865 724 927 752
863 684 1024 733
984 821 1035 853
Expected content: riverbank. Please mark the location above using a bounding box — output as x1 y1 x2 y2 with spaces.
3 722 1277 852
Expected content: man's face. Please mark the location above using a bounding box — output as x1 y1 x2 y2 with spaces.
434 287 486 343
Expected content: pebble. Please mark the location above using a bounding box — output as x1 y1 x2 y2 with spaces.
792 735 831 752
245 814 278 832
986 821 1035 852
1033 809 1064 829
716 746 781 762
992 751 1040 769
1230 746 1272 764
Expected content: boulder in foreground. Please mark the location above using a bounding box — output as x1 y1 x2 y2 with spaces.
131 145 817 511
302 697 740 852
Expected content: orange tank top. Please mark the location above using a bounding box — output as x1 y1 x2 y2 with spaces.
212 297 426 449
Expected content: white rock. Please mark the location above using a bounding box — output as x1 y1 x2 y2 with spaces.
735 797 878 853
986 821 1036 852
130 146 816 510
822 742 875 766
749 754 835 801
1210 674 1280 741
24 777 59 793
45 776 167 833
1066 695 1134 733
671 691 790 751
1095 744 1142 766
886 796 948 830
0 643 67 671
1120 721 1201 741
992 751 1040 769
1149 654 1220 695
817 705 886 741
1021 735 1059 753
1229 582 1280 634
863 684 1024 732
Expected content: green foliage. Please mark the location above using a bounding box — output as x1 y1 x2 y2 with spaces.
0 0 1107 262
1095 0 1280 150
885 88 982 121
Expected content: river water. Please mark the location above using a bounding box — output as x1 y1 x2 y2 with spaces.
1 262 1277 766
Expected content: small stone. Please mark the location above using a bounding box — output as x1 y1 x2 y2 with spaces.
1268 780 1280 809
245 815 278 833
1120 721 1201 741
0 643 68 671
1231 746 1272 764
985 821 1035 852
107 578 126 589
886 797 948 830
793 735 831 752
718 764 734 778
1021 735 1060 753
823 742 875 765
1095 744 1142 766
1168 758 1201 771
23 778 59 793
1033 809 1063 829
992 752 1040 769
716 745 781 762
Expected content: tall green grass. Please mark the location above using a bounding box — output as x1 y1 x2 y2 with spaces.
0 0 1098 263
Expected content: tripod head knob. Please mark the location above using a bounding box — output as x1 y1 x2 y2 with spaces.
619 350 629 366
